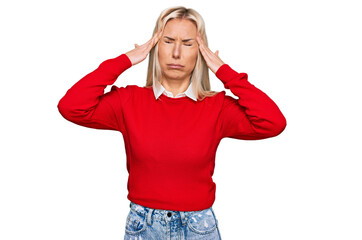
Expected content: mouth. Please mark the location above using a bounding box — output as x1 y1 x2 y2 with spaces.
167 64 184 69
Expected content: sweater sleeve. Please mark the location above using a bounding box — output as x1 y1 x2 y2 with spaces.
215 64 287 140
57 53 133 133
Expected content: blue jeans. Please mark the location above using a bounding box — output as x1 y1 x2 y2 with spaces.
124 201 222 240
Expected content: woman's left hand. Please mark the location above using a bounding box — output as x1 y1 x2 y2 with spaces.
196 32 225 74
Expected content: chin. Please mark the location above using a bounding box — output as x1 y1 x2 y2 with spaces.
164 72 185 80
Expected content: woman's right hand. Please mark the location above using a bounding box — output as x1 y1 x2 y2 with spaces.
125 29 163 66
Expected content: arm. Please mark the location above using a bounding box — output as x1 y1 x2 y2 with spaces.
216 64 287 140
57 29 163 133
194 32 286 140
57 53 133 133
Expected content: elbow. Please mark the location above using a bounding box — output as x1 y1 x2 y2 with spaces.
57 95 69 114
271 114 287 137
57 98 70 120
254 115 287 139
57 97 93 124
252 114 287 139
57 97 76 121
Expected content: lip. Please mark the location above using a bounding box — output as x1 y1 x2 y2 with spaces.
167 64 184 69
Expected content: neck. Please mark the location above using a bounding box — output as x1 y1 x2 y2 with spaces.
160 76 191 97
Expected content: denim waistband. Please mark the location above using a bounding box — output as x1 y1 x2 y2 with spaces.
129 201 214 226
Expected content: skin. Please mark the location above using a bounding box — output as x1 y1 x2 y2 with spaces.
125 18 225 96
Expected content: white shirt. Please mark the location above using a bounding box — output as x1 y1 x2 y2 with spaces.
153 79 197 101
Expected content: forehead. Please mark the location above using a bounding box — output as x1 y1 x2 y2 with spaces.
163 19 197 36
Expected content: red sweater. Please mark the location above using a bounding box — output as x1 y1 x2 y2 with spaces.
57 53 287 211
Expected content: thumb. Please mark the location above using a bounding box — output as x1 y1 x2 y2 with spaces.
134 44 139 48
215 50 219 56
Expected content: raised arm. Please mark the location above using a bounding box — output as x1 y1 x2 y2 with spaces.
216 64 287 140
57 54 133 132
195 32 286 140
57 29 164 133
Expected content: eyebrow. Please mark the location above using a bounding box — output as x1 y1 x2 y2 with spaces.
164 36 194 42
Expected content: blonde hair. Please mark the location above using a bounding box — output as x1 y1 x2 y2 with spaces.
144 6 219 101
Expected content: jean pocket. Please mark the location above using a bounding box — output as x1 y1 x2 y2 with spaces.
125 209 147 235
187 208 218 235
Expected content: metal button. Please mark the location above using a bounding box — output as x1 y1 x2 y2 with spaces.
167 212 172 217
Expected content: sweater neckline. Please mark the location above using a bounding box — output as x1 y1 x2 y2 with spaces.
145 86 198 102
159 93 193 102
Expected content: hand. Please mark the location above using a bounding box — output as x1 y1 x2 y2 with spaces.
195 32 225 74
125 29 163 66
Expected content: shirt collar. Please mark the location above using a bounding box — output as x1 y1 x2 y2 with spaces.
153 79 197 101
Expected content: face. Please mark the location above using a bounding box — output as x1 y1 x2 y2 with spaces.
158 18 199 82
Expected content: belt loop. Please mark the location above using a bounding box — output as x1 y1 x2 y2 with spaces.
180 211 187 226
147 208 154 226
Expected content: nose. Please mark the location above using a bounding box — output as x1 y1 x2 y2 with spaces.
172 42 181 59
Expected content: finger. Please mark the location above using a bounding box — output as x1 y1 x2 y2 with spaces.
201 46 213 62
197 33 205 47
151 33 160 47
202 44 218 65
148 29 161 44
154 29 162 40
198 39 211 57
200 40 213 55
156 29 163 43
201 42 215 59
197 34 213 56
196 34 204 51
197 33 218 63
153 29 163 44
196 33 202 46
148 30 160 47
197 39 207 58
197 34 210 55
141 38 153 49
147 31 161 51
155 30 162 42
158 29 163 37
143 32 158 49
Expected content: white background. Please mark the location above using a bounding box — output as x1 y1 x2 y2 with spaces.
1 0 361 239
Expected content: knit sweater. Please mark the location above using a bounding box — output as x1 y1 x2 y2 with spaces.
57 53 287 211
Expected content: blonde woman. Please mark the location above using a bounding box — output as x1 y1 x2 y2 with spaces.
58 6 287 240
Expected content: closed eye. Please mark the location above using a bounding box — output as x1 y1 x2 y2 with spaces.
165 40 192 46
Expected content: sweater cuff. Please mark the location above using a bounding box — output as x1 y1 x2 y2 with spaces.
115 53 133 69
215 64 240 85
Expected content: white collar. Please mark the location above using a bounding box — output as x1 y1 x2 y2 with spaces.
153 79 197 101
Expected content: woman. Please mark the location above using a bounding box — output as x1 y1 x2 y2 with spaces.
58 6 287 240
